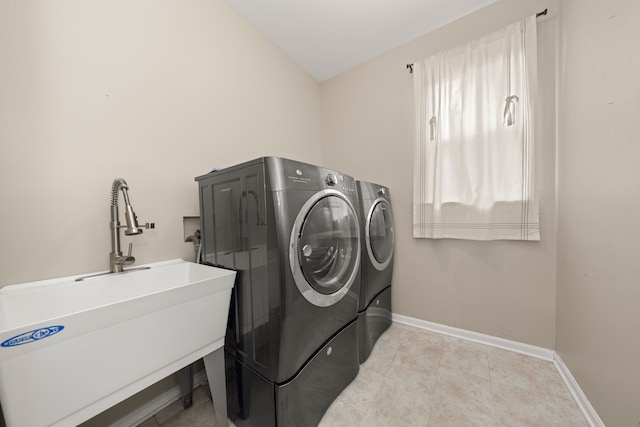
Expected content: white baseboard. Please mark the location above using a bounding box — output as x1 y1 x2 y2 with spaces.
392 313 556 360
392 313 604 427
553 354 605 427
111 370 208 427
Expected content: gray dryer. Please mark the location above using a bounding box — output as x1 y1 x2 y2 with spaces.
356 181 394 363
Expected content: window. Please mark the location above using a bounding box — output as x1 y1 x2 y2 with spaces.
412 16 539 240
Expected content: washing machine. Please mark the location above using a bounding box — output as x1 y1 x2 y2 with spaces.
356 181 394 363
196 157 361 427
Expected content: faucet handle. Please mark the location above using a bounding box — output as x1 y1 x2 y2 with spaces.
141 222 155 229
116 243 135 265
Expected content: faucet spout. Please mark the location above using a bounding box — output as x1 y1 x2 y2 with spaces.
110 178 147 273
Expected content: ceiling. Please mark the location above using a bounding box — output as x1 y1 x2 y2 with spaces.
225 0 497 82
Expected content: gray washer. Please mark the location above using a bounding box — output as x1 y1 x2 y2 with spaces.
196 157 361 427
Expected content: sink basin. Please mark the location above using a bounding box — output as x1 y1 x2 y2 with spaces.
0 259 235 427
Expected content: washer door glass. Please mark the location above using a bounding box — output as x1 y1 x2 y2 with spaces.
299 196 359 294
367 199 394 271
290 190 360 307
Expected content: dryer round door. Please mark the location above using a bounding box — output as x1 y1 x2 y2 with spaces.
289 189 361 307
365 198 394 271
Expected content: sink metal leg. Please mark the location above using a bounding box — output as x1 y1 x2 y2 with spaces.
203 348 227 427
177 363 194 409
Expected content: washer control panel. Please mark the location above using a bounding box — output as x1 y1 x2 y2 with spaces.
277 158 356 194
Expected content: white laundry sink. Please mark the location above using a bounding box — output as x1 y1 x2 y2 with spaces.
0 259 235 427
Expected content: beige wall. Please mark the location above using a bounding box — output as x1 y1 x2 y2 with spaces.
0 1 321 424
556 0 640 425
0 0 322 287
3 0 639 425
321 0 558 349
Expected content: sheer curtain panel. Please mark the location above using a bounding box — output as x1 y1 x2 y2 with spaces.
412 15 540 241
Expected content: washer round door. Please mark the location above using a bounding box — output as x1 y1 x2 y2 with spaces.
289 189 361 307
366 198 394 271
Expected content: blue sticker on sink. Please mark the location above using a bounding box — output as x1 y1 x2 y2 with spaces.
1 326 64 348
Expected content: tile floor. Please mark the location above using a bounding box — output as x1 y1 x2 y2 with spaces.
138 322 588 427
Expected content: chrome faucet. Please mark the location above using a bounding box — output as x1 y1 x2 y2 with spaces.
110 178 154 273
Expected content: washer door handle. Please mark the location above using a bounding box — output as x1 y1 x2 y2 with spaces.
302 244 313 257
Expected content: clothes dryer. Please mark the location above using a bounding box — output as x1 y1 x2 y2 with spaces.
356 181 394 363
196 157 361 427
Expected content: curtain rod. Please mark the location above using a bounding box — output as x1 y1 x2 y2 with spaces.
536 8 548 18
406 8 548 74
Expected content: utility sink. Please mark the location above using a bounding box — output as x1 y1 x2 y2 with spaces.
0 259 235 427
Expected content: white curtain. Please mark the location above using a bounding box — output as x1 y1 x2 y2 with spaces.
413 15 540 241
